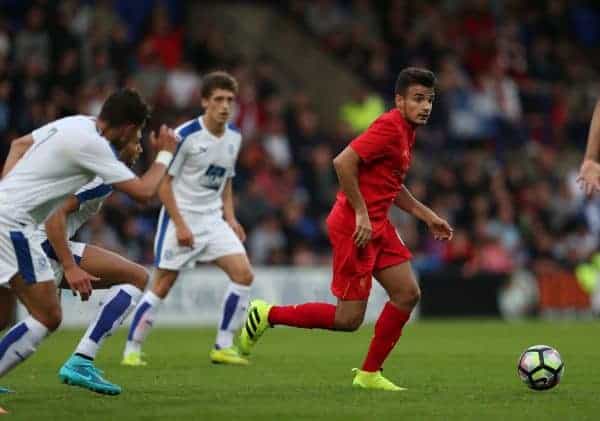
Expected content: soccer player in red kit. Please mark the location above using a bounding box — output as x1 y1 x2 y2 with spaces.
239 67 453 391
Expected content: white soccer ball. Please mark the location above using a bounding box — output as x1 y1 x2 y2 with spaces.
517 344 564 391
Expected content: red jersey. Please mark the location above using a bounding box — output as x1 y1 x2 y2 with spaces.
329 109 416 235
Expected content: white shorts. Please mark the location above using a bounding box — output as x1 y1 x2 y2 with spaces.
40 239 87 286
0 215 55 288
154 208 246 270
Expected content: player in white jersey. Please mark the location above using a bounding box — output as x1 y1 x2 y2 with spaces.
122 71 254 366
0 89 178 394
0 168 148 394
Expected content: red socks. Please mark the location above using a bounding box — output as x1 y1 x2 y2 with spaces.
268 301 410 371
361 302 411 372
268 303 336 329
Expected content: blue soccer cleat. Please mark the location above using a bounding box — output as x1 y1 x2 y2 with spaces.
59 355 122 395
0 386 13 394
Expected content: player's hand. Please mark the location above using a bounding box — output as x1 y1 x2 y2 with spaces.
227 218 246 242
64 265 98 301
150 124 177 153
353 211 372 248
577 159 600 196
176 224 194 247
426 214 454 241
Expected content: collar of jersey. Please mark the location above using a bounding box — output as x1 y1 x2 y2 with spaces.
198 115 226 140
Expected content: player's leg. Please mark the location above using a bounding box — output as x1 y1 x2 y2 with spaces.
123 207 186 365
361 262 418 374
361 222 417 374
0 289 16 394
58 244 148 395
351 262 416 392
68 244 148 361
239 223 371 354
209 253 253 364
0 288 16 393
122 268 178 365
0 288 16 331
0 276 59 378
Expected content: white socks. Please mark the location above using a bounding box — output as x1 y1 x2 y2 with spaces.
124 290 162 355
75 284 142 359
216 283 251 349
0 316 48 377
124 282 251 354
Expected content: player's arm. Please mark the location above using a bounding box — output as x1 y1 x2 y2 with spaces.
578 99 600 195
2 134 33 177
394 185 453 241
222 178 246 241
112 125 178 203
332 146 371 247
45 196 98 300
158 175 194 247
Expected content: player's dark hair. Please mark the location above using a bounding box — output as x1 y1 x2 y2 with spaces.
394 67 436 95
99 89 150 128
201 71 238 99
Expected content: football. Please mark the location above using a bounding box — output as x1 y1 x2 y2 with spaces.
517 345 565 391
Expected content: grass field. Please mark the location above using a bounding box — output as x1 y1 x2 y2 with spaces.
1 320 599 420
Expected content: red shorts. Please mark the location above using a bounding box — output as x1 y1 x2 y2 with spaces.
327 218 412 301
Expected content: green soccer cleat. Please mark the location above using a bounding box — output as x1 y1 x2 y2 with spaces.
238 299 272 356
352 368 407 392
59 355 122 395
121 351 147 367
209 346 249 365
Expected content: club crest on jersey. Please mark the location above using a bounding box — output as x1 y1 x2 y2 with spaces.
200 164 226 190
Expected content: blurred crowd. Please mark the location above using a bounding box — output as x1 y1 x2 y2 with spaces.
289 0 600 287
1 1 600 295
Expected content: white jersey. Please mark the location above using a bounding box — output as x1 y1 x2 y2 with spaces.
0 115 134 225
34 177 111 263
36 177 111 240
168 116 242 214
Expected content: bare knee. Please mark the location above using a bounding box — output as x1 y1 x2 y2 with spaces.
129 265 150 290
33 305 62 332
152 271 178 298
230 267 254 286
390 286 421 310
334 312 364 332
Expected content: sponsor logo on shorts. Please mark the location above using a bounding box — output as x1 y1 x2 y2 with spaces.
37 256 48 270
164 249 175 261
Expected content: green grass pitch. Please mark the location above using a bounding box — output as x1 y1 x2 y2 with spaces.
1 320 599 420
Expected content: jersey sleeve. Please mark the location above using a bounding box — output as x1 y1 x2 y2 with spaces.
228 136 242 178
31 122 58 144
167 137 191 177
75 177 112 205
349 117 395 164
70 135 135 185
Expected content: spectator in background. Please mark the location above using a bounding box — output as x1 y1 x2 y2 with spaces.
165 61 200 109
339 87 385 134
14 6 49 70
249 214 287 265
263 117 292 169
1 0 599 280
142 7 183 70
